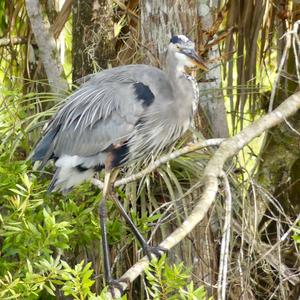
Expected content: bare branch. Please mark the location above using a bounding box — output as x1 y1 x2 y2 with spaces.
52 0 72 40
282 115 300 136
0 37 28 46
105 91 300 298
253 214 300 268
217 172 232 300
91 138 225 190
113 0 139 20
232 219 299 286
268 33 291 112
25 0 68 93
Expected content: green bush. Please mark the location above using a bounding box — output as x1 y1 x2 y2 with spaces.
145 255 210 300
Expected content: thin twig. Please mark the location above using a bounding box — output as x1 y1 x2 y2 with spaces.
292 21 300 86
276 220 286 299
268 32 291 112
282 115 300 136
217 172 232 300
252 214 300 267
0 37 28 46
113 0 139 20
232 219 299 286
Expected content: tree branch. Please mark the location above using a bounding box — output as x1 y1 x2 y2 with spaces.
232 219 300 286
0 37 28 46
25 0 68 93
217 172 232 300
52 0 72 40
91 138 225 190
104 91 300 299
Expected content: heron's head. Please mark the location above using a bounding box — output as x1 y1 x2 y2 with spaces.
168 35 208 72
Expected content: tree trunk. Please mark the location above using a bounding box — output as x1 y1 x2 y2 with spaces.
25 0 68 93
197 0 229 138
72 0 116 81
140 0 198 66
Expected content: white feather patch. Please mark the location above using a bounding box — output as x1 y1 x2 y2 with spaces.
54 154 105 192
174 52 195 71
57 168 94 191
55 153 106 169
177 35 189 42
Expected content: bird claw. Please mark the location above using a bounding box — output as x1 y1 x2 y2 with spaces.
108 278 129 297
143 245 167 261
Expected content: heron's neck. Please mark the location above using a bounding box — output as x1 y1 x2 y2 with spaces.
164 52 198 107
165 52 185 81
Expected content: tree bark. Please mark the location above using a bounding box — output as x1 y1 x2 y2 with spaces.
72 0 116 81
140 0 198 66
25 0 68 93
197 0 229 138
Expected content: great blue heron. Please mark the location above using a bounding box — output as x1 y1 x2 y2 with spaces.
32 34 207 291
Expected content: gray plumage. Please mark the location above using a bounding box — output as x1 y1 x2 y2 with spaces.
32 35 207 192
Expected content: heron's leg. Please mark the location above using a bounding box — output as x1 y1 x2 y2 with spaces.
99 170 128 296
111 193 147 247
98 170 112 284
99 169 145 252
111 193 166 260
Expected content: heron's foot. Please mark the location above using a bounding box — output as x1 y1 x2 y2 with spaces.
108 278 129 297
143 245 167 261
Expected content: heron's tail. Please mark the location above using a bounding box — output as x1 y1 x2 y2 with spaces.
48 165 95 193
31 127 59 169
48 154 104 193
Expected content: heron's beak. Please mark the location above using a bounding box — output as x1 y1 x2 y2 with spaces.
181 49 208 72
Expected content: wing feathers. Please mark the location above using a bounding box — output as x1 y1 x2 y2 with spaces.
33 64 174 163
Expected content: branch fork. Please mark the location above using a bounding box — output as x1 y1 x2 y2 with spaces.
90 91 300 299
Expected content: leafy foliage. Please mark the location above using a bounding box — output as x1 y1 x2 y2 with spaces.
0 257 125 300
145 255 210 300
0 153 132 298
292 223 300 244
